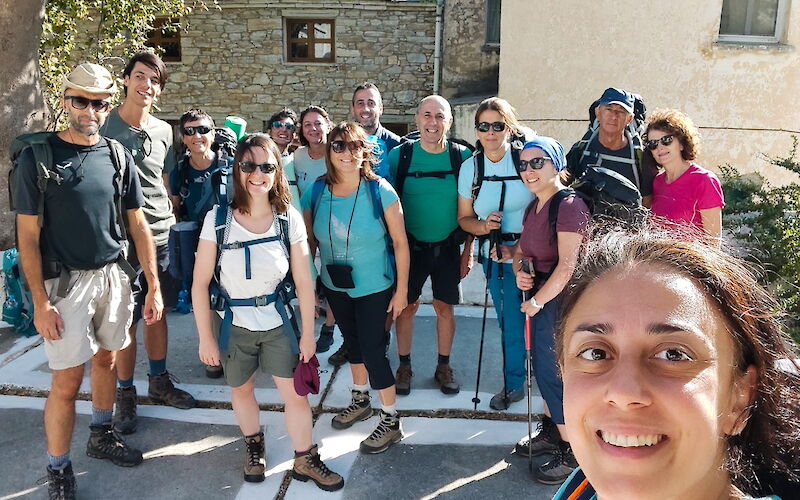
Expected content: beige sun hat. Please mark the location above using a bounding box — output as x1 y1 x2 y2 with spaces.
61 63 117 95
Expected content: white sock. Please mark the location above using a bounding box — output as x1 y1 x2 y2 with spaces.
352 384 369 393
381 404 397 416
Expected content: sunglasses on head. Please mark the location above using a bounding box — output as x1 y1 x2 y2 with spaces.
516 157 552 172
330 140 364 154
64 95 111 113
182 125 213 136
645 134 675 150
271 121 295 131
476 121 507 133
238 161 277 174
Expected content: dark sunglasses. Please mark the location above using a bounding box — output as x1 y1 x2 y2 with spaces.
271 121 295 131
645 134 675 150
64 95 111 113
517 157 552 172
476 121 507 133
330 140 364 154
182 125 213 136
238 161 277 174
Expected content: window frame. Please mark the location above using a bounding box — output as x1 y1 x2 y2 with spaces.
485 0 501 48
284 18 336 63
145 17 182 62
717 0 790 44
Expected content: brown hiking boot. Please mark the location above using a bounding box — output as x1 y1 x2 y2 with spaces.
331 390 372 429
395 364 413 396
292 444 344 491
434 363 460 394
148 371 197 409
359 411 403 454
243 432 265 483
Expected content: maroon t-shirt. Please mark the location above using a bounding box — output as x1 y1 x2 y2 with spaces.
519 193 590 274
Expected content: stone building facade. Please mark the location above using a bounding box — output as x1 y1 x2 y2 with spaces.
156 0 436 133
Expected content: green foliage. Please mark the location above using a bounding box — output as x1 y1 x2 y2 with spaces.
40 0 215 125
721 138 800 342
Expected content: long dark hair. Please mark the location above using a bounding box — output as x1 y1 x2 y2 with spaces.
231 134 291 214
558 225 800 497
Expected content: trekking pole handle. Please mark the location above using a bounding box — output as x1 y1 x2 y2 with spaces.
520 259 533 302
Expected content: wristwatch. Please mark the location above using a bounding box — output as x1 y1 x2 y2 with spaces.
529 297 543 310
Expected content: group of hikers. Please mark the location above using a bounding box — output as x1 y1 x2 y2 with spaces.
8 50 799 500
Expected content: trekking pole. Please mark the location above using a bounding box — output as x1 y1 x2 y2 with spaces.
472 240 492 411
520 259 535 475
491 229 510 410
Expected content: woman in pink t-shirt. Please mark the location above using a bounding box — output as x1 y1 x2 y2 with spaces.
644 109 724 240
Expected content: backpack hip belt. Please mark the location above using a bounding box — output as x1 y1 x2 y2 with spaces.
43 253 137 298
408 228 466 252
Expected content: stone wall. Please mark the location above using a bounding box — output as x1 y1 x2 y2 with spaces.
156 0 436 130
441 0 499 99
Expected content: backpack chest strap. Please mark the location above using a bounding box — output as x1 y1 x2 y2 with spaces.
482 175 520 182
407 169 454 179
220 235 282 279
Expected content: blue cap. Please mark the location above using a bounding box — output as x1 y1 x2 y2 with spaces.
597 88 634 114
522 136 566 172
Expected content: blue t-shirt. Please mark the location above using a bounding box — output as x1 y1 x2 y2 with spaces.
293 146 327 197
301 178 399 298
457 144 533 258
371 125 402 183
168 153 226 223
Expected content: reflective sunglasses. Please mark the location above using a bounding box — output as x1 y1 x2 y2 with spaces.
476 121 507 133
64 95 112 113
238 161 277 174
645 134 675 150
330 140 364 154
517 157 552 172
271 121 295 131
182 125 213 136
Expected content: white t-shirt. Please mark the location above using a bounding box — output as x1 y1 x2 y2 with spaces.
199 204 307 331
293 146 327 196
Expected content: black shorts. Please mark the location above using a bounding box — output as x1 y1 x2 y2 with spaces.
407 242 462 305
128 243 179 324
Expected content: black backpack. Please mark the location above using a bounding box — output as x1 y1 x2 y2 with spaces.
470 134 527 201
174 153 233 223
394 139 472 199
570 165 645 225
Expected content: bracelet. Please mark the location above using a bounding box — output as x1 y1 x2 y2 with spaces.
529 297 544 310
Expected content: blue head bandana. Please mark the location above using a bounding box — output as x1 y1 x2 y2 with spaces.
522 136 566 172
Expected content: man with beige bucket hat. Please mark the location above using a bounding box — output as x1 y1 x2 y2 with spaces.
12 62 161 499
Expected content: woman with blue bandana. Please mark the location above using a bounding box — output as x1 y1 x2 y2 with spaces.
457 97 533 411
512 136 590 485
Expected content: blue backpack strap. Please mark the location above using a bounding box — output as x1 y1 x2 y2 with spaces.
309 175 327 223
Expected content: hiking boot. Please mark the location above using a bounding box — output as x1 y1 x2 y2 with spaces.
331 390 372 429
86 424 143 467
534 441 578 485
395 364 413 395
243 432 265 483
434 363 460 395
113 386 138 435
292 444 344 491
515 415 559 457
359 411 403 454
489 388 524 410
316 324 335 353
328 344 349 367
205 364 223 379
148 371 197 409
46 464 76 500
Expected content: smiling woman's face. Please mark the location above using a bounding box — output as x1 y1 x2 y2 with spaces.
560 262 755 500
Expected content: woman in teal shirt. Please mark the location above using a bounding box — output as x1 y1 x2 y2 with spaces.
301 122 410 455
553 227 799 500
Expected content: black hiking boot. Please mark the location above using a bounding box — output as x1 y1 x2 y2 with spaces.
86 424 143 467
46 464 76 500
113 385 137 435
515 415 560 457
534 440 578 485
316 324 335 353
328 344 349 367
148 371 197 409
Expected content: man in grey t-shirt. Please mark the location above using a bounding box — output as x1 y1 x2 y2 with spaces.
101 52 196 436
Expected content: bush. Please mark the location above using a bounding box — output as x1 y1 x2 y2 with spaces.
720 138 800 343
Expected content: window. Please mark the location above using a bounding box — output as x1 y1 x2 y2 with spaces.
285 19 335 63
485 0 501 46
146 18 181 62
718 0 789 43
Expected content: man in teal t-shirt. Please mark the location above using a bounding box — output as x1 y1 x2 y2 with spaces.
388 95 473 396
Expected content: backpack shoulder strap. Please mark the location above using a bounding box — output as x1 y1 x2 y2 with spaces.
105 137 129 241
471 152 485 200
276 211 291 259
367 179 387 228
448 141 464 177
547 188 576 244
309 176 327 223
395 141 414 199
10 133 58 226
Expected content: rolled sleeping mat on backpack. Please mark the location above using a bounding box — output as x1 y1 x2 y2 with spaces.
224 116 247 141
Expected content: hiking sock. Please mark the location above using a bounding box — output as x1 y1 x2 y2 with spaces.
399 354 411 366
91 407 113 427
381 404 398 416
438 354 450 365
48 453 70 471
294 447 312 458
118 377 134 388
352 383 369 393
148 358 167 377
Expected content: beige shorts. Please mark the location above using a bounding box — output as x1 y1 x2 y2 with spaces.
43 262 134 370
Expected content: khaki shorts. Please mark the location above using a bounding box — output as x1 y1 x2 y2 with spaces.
212 314 298 387
44 262 134 370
